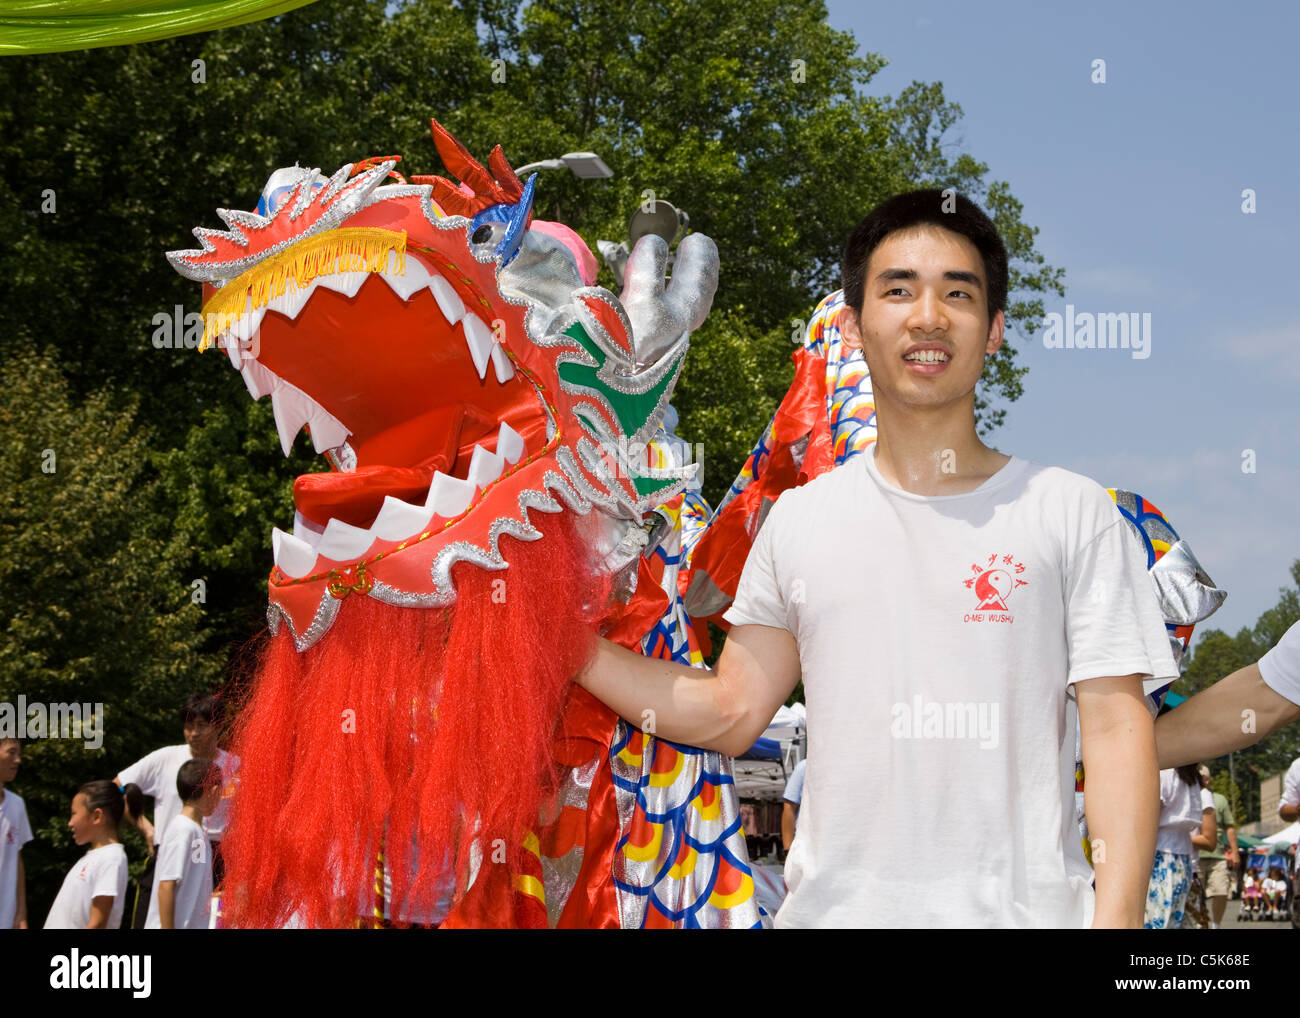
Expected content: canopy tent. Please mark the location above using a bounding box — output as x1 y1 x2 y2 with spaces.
735 702 805 801
1257 822 1300 849
0 0 320 55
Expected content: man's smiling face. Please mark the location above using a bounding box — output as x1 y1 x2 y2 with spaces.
841 225 1004 411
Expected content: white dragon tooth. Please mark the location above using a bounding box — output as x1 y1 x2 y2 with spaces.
425 471 476 518
293 511 325 548
230 303 266 342
267 279 318 321
224 333 243 369
308 407 350 455
465 444 506 490
272 527 319 579
429 274 465 325
316 518 376 561
495 422 525 464
270 383 313 456
241 358 277 399
461 313 494 380
490 342 514 382
371 495 435 542
381 253 433 300
316 270 369 299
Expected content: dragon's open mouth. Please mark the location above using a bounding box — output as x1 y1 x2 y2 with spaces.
210 249 555 580
168 123 708 650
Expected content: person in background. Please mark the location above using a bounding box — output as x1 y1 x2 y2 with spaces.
1241 866 1261 919
44 779 144 930
146 758 222 930
781 758 806 853
1262 866 1284 920
115 692 237 927
1145 763 1215 929
0 738 32 929
1195 764 1237 930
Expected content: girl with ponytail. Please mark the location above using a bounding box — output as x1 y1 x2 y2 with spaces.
43 779 142 929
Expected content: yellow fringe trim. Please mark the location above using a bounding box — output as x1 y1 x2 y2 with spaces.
200 228 407 351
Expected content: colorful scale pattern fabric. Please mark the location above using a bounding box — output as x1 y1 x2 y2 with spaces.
719 289 875 512
605 439 761 927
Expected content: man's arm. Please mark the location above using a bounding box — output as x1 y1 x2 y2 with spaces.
1155 664 1299 769
113 772 156 851
86 895 113 930
14 852 26 929
157 879 177 929
781 802 797 852
1189 809 1216 851
1078 674 1158 929
576 623 801 757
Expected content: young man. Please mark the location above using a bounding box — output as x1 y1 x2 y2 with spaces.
0 738 33 929
579 191 1174 928
115 692 237 927
145 758 221 930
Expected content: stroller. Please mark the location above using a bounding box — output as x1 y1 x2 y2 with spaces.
1239 851 1290 921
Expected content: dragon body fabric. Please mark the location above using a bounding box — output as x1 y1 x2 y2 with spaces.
169 121 760 928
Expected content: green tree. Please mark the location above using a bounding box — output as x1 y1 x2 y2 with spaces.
1177 560 1300 823
0 345 218 916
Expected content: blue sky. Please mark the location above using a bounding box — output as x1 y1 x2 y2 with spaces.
825 0 1300 644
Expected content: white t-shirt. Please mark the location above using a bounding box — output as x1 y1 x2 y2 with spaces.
145 814 213 929
0 790 34 929
1280 759 1300 815
783 759 806 805
1155 772 1214 855
44 843 129 930
1260 620 1300 706
118 745 236 844
722 453 1177 928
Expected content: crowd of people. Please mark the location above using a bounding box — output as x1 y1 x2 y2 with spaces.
0 693 235 930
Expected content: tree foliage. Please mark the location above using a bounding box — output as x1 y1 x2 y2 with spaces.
0 346 217 914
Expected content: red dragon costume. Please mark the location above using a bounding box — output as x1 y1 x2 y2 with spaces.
167 121 762 928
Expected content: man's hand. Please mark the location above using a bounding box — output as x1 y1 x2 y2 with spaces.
1078 674 1158 929
576 623 800 756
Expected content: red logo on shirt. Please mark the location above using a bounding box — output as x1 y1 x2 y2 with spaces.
962 553 1027 622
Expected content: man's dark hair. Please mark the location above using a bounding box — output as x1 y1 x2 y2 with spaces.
841 190 1008 321
180 692 221 728
177 757 219 803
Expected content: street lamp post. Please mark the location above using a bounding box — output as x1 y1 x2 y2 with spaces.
514 152 613 179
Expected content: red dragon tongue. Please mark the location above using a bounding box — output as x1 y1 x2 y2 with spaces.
293 461 452 530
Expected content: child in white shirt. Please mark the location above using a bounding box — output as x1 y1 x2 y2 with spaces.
0 738 33 929
44 779 143 929
145 759 221 930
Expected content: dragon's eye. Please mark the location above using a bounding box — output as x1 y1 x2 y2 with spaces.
471 224 494 245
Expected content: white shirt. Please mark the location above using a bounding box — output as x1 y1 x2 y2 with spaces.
118 745 236 844
1281 758 1300 815
145 814 213 930
723 453 1176 928
783 760 806 805
0 790 34 929
1155 772 1214 855
1261 620 1300 706
44 843 129 929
